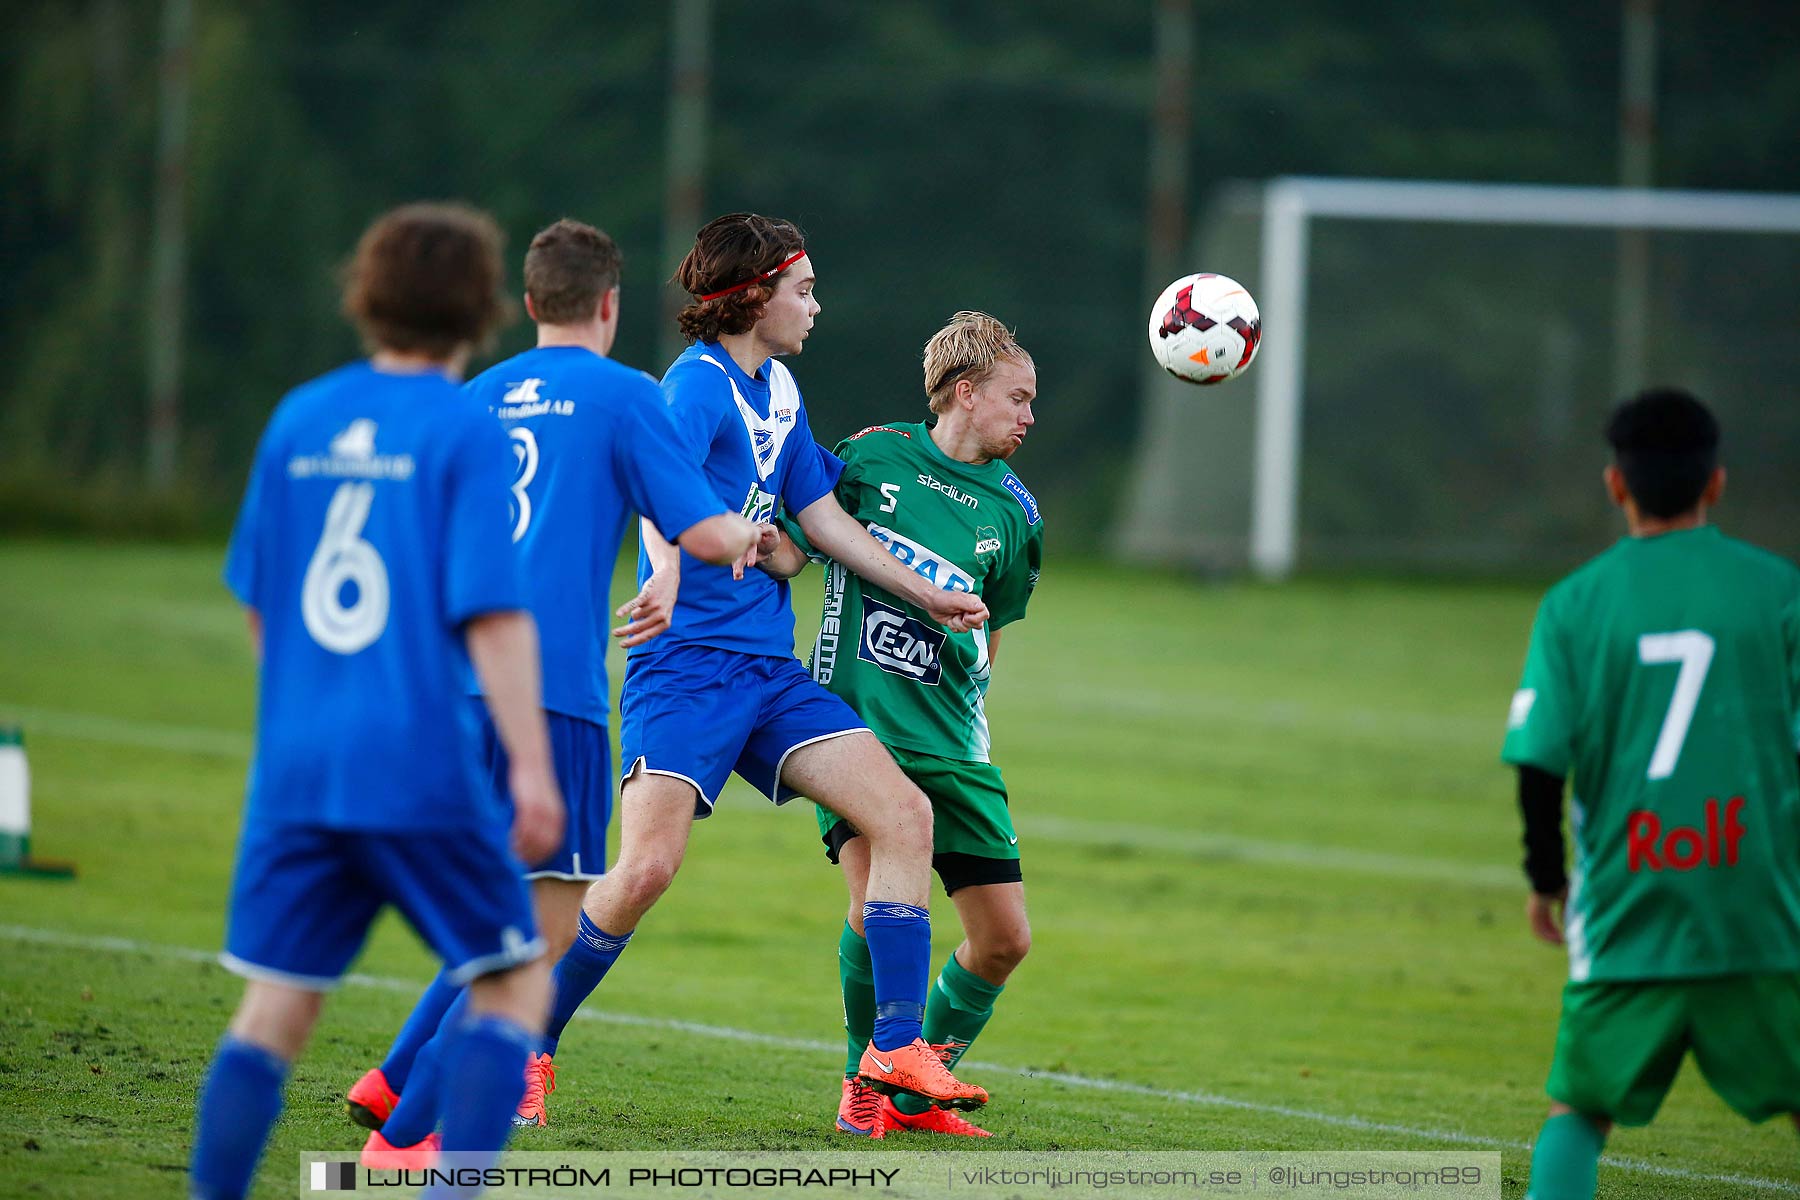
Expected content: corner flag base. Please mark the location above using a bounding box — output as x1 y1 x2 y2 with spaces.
0 857 76 879
0 834 76 879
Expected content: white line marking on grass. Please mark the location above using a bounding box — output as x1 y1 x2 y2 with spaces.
0 704 252 759
4 924 1795 1193
0 702 1514 889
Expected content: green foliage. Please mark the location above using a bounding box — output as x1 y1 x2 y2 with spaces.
3 3 1799 541
3 542 1799 1197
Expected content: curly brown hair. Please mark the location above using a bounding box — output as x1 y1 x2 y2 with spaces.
674 213 806 343
524 219 622 325
341 202 511 358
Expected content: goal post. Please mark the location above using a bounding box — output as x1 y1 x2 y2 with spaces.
1119 177 1800 580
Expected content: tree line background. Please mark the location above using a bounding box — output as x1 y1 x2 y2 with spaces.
3 0 1797 545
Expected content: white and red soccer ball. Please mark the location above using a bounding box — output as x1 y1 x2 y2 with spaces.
1147 273 1262 385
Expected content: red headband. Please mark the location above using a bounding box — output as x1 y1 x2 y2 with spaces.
697 249 807 302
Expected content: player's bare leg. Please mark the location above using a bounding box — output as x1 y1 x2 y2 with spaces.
191 982 329 1194
784 733 987 1110
533 879 589 961
785 733 931 905
226 979 326 1062
579 770 697 933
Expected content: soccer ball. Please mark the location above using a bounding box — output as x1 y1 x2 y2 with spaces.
1147 273 1262 385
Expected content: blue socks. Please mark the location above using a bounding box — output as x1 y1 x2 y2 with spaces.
382 910 630 1149
378 989 471 1147
861 901 930 1051
426 1014 537 1194
1526 1111 1606 1200
189 1036 289 1200
542 913 632 1056
381 970 463 1091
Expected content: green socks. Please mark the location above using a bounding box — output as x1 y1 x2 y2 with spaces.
839 924 1010 1113
1525 1111 1605 1200
838 922 877 1077
891 951 1005 1116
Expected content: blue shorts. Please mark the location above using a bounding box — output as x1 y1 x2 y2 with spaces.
221 820 542 991
472 703 611 881
620 645 867 818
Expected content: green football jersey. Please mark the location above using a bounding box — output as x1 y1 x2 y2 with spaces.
1502 526 1800 982
784 421 1043 763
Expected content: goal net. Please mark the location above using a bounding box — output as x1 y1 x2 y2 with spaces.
1118 178 1800 578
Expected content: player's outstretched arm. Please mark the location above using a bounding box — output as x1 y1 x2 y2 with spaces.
677 512 761 568
793 493 989 632
616 518 686 649
754 524 808 580
466 610 564 865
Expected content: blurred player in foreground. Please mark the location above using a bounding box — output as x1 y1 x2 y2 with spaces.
1503 389 1800 1200
523 213 994 1121
189 204 560 1198
758 312 1043 1138
346 219 759 1154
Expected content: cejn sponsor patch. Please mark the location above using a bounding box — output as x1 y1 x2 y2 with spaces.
866 523 974 592
857 596 946 685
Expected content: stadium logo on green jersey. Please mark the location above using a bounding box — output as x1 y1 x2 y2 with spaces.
918 473 980 509
858 596 945 685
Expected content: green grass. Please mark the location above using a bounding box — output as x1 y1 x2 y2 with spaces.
1 540 1796 1198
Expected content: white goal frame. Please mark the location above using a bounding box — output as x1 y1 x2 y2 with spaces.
1249 177 1800 579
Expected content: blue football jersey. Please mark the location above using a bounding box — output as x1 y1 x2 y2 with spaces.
462 346 727 723
223 362 524 831
638 342 843 659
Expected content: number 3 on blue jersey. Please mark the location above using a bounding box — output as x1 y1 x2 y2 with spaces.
302 481 390 654
508 427 540 542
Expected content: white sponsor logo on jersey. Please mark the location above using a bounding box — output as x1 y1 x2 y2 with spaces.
1508 688 1536 730
917 473 979 509
289 419 415 481
857 596 945 685
496 377 574 419
812 563 848 685
866 523 974 593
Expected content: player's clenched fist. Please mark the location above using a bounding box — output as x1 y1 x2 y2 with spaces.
927 591 989 633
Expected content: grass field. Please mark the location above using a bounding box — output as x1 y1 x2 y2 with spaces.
1 539 1796 1198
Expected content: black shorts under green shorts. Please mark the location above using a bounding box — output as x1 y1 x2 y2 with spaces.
817 746 1020 896
1546 973 1800 1126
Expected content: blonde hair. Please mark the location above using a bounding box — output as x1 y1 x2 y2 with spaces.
922 311 1033 415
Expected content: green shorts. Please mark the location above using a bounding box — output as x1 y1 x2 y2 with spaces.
817 746 1020 895
1546 973 1800 1126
